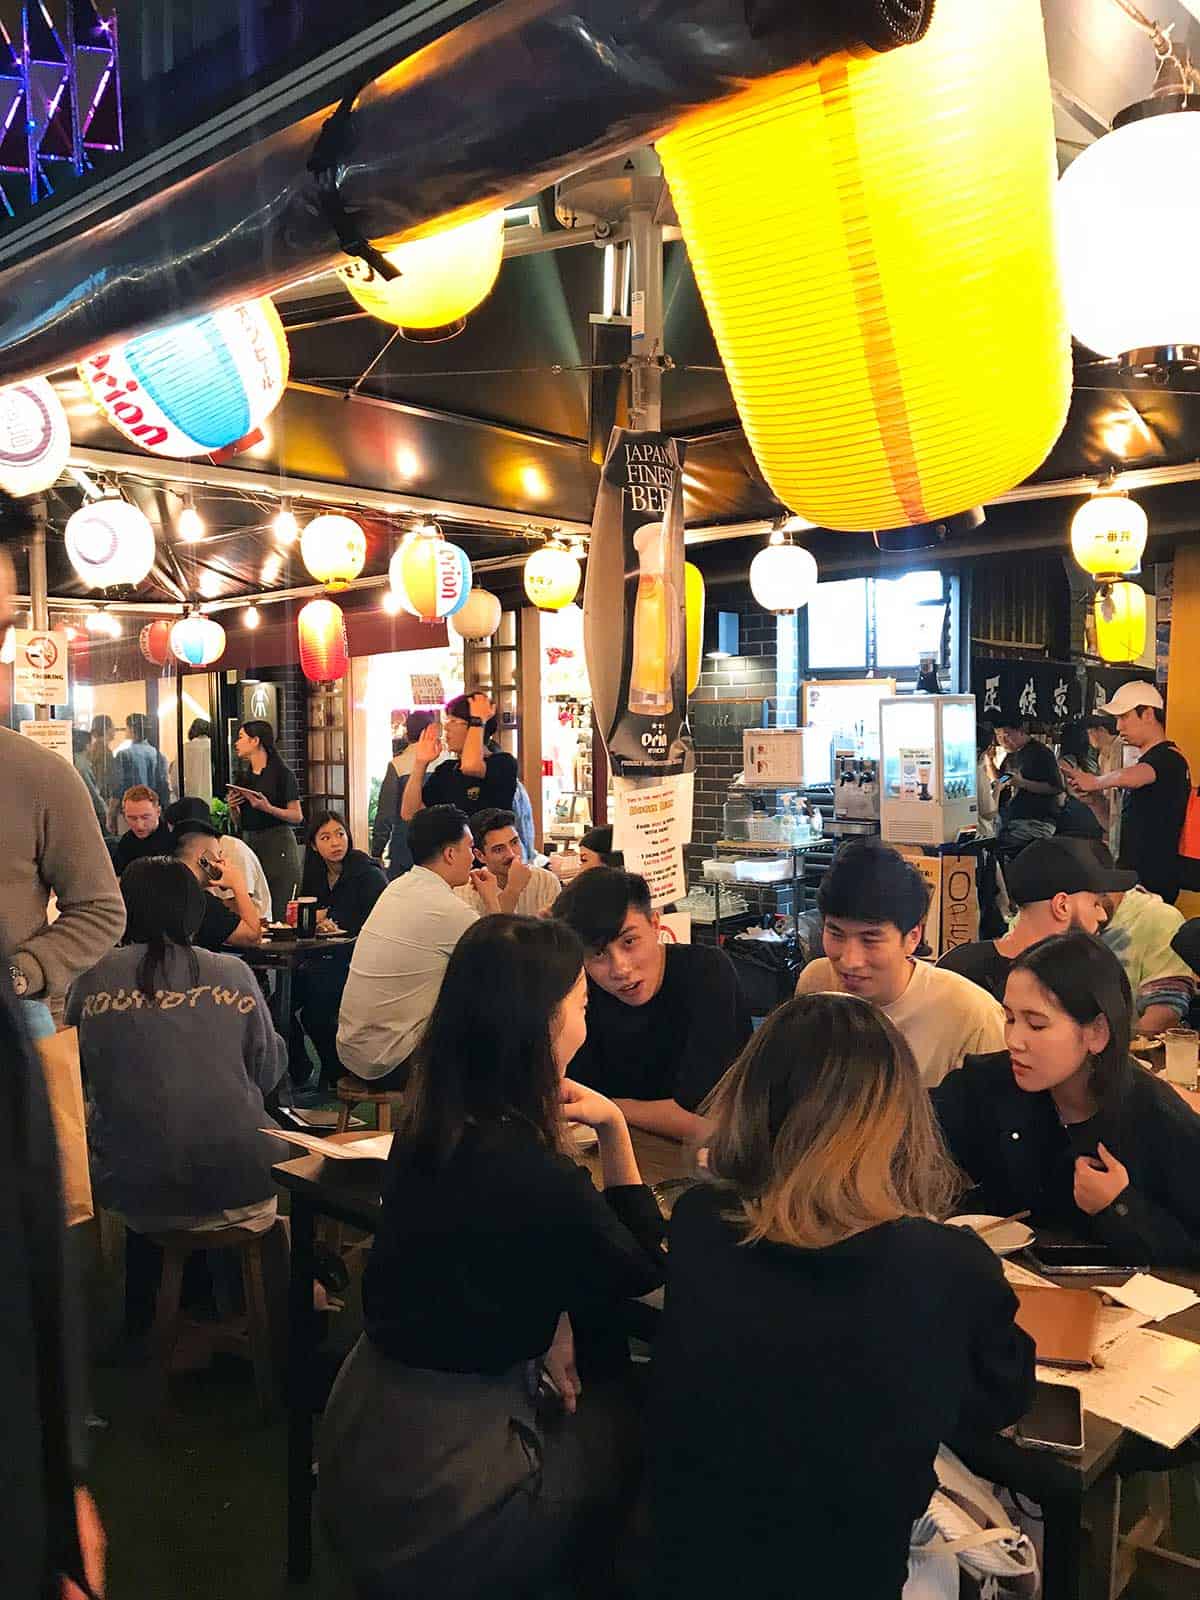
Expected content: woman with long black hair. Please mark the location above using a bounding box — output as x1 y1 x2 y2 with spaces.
290 812 386 1089
933 929 1200 1266
320 915 665 1599
228 719 303 919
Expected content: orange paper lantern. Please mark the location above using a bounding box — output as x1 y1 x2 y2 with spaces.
298 598 349 681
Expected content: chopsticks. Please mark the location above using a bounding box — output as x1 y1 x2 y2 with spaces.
974 1210 1031 1238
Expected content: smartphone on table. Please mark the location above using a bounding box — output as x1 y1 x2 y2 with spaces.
1016 1381 1084 1455
1027 1243 1143 1275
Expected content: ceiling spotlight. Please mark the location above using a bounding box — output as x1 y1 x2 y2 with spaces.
261 551 283 585
178 502 206 542
273 504 299 544
244 604 261 630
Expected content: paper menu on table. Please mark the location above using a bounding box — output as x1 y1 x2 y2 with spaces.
262 1128 393 1161
1039 1328 1200 1449
1002 1261 1054 1291
1102 1274 1200 1322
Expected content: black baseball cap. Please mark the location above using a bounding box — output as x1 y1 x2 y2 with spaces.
1006 839 1136 908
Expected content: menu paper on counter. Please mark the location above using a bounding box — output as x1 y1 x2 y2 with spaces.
262 1129 393 1161
20 718 72 762
612 773 694 908
1039 1328 1200 1449
13 628 68 705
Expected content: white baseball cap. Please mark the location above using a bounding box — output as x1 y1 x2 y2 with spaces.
1101 681 1164 717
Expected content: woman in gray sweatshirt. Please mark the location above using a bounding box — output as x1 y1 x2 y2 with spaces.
65 857 287 1233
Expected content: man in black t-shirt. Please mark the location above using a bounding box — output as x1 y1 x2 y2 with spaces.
995 720 1064 849
1065 683 1191 904
173 820 264 950
555 869 752 1142
400 691 519 823
939 838 1135 1000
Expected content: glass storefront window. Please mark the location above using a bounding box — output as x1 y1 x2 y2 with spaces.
807 578 869 670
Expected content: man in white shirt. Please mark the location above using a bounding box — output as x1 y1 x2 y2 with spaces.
794 839 1005 1087
337 805 500 1084
456 808 560 918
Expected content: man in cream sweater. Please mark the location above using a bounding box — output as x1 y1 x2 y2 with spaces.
795 839 1004 1087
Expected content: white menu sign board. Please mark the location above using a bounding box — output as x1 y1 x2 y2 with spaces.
612 772 694 908
20 718 72 762
13 628 69 705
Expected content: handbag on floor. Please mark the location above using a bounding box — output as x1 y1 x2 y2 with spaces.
906 1447 1040 1600
35 1026 94 1227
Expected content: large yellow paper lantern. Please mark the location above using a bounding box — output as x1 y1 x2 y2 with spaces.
524 539 581 612
1070 490 1147 580
685 561 705 696
337 211 505 337
300 514 366 588
1094 582 1147 664
656 0 1070 533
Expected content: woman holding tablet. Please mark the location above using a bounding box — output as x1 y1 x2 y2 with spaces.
228 719 303 921
933 930 1200 1268
650 993 1033 1600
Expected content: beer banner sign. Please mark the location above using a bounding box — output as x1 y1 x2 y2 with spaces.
583 428 693 779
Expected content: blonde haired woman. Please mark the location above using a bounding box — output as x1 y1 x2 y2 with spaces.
649 993 1034 1600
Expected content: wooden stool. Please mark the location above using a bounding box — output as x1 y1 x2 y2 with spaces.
334 1073 406 1133
147 1225 276 1419
1087 1468 1200 1599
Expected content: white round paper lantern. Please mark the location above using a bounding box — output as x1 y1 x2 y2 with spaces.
170 613 226 667
300 514 366 587
749 531 818 614
450 587 502 640
65 497 157 589
0 378 70 496
1057 108 1200 358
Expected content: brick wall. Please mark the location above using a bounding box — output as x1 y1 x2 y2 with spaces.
692 585 778 855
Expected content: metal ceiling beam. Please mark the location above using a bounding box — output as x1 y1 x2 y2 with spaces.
64 445 593 539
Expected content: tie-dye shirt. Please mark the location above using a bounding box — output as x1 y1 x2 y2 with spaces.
1103 887 1195 1025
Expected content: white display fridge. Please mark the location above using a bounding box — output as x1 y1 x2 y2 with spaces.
879 695 978 846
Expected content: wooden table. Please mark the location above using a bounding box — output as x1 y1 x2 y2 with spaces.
271 1126 691 1581
272 1134 1200 1595
237 932 356 1029
955 1270 1200 1600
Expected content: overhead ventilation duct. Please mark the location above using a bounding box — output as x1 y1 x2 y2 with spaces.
0 0 933 383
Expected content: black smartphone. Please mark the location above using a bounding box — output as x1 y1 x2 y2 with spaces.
199 855 222 883
1027 1243 1141 1274
1016 1382 1084 1454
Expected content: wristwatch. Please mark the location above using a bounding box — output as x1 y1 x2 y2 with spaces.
9 963 28 997
467 716 484 727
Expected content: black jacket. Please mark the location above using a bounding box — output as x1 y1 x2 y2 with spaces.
933 1052 1200 1268
300 848 387 937
651 1187 1034 1600
0 966 89 1597
113 820 174 874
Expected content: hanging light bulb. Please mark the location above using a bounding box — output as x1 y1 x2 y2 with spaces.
243 605 261 630
84 609 122 638
1070 489 1148 580
382 587 403 616
1094 581 1147 663
273 504 299 544
261 551 283 585
656 0 1069 532
749 529 819 615
1058 101 1200 364
178 502 205 542
524 536 581 611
